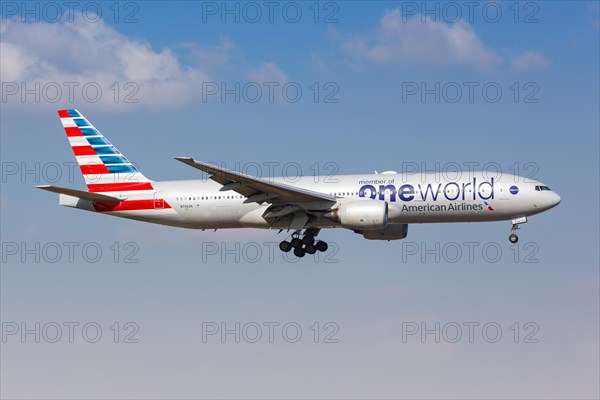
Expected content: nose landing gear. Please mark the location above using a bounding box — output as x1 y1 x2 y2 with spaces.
279 228 329 258
509 217 527 243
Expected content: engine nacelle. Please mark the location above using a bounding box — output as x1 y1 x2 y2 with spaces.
361 224 408 240
330 200 388 230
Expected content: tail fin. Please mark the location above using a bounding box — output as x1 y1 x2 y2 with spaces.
57 109 153 193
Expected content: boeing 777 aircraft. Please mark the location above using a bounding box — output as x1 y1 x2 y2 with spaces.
37 110 561 257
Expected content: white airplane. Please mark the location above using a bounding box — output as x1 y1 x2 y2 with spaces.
37 110 561 257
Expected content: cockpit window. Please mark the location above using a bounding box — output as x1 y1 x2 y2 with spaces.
535 186 541 191
536 185 552 191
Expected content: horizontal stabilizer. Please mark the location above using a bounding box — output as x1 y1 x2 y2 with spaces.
35 185 124 203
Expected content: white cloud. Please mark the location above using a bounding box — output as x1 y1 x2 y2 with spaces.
0 16 215 109
181 36 238 72
245 62 290 103
248 62 288 83
341 9 501 70
249 62 295 104
511 50 551 72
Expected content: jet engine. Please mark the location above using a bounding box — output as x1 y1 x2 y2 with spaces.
326 200 388 230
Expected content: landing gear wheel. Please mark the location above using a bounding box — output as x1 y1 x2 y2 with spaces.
305 244 317 255
290 238 303 248
302 235 315 245
509 221 522 244
279 241 292 252
315 240 328 252
293 247 306 258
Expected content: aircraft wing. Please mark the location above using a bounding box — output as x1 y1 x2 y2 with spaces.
174 157 336 208
36 185 124 203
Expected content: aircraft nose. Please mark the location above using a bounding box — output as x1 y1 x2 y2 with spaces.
533 190 561 211
550 192 561 208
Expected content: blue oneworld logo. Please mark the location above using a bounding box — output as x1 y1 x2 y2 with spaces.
358 178 495 203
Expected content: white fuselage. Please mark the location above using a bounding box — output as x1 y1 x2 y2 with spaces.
60 172 561 230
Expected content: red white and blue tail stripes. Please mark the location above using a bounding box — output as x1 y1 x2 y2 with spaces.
57 109 173 212
58 109 153 193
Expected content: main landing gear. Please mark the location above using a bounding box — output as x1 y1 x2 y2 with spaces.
279 228 328 258
509 217 527 244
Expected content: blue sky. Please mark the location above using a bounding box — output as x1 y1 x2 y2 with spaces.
1 1 599 398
